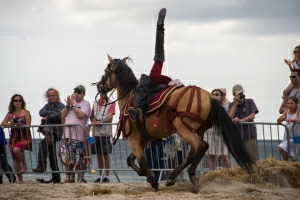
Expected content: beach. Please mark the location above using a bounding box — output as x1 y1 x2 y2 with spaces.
2 158 300 200
0 178 299 200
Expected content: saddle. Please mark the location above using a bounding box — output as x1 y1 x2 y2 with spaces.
124 85 183 141
124 84 182 116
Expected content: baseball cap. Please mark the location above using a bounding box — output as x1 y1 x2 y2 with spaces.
218 88 227 93
73 85 86 93
232 84 244 94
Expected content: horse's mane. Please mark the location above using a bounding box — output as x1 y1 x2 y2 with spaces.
112 58 138 97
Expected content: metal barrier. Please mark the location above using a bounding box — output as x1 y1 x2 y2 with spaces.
0 122 298 183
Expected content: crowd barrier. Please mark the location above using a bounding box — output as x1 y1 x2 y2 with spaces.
0 122 298 183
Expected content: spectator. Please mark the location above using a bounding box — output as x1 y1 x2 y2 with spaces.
60 85 91 183
205 89 231 170
145 139 166 182
33 87 64 184
218 88 230 109
228 84 259 161
90 92 115 183
277 96 300 160
0 126 16 184
1 94 32 182
164 133 185 181
282 46 300 106
279 69 300 114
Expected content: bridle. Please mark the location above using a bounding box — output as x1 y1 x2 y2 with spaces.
94 60 129 107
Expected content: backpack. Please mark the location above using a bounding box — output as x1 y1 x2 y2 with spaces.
0 126 7 146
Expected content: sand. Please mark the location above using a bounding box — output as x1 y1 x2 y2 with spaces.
0 178 299 200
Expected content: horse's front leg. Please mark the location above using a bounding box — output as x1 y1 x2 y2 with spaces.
126 152 146 176
128 139 158 192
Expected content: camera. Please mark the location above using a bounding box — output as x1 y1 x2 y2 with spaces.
238 92 245 100
13 118 24 124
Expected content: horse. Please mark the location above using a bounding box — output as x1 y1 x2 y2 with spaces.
94 55 255 192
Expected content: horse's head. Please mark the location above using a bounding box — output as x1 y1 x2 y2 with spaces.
92 54 138 98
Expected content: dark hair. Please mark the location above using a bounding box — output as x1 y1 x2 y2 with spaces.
288 96 298 104
45 87 60 102
8 94 26 113
291 69 300 77
211 89 224 96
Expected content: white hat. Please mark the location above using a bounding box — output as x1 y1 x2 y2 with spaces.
232 84 244 94
218 88 227 93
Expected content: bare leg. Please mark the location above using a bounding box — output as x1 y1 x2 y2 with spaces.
278 146 288 161
209 155 216 170
103 154 110 176
13 148 27 173
65 164 75 181
220 155 231 168
13 160 22 182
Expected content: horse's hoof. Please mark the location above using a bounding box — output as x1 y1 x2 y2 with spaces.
152 182 159 192
165 179 176 187
189 175 200 186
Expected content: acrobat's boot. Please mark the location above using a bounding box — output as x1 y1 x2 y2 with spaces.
153 8 166 62
127 74 152 121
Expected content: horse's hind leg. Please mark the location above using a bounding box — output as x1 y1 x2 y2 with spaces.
187 139 208 185
165 147 195 186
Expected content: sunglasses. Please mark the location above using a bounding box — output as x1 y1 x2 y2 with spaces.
74 90 83 94
293 51 300 54
290 76 297 79
13 99 22 102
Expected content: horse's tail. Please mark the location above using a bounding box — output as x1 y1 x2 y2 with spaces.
207 97 255 173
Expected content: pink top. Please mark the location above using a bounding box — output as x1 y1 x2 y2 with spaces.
63 100 91 141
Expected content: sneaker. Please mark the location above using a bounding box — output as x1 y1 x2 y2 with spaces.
94 178 102 183
102 177 110 183
33 166 45 173
38 179 61 184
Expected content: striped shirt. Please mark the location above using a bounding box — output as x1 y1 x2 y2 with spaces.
63 99 91 141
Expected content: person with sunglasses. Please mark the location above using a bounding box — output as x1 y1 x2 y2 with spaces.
1 94 32 182
280 69 300 114
204 89 231 170
282 46 300 109
60 85 91 183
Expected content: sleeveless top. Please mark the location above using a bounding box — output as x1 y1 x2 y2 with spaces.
92 99 113 137
283 109 300 142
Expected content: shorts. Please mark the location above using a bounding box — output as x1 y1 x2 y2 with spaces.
92 136 112 155
60 139 84 166
278 139 300 158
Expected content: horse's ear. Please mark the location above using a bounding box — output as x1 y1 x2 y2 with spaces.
107 54 115 64
122 56 129 64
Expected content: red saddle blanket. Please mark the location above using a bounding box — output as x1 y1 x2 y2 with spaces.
124 85 182 116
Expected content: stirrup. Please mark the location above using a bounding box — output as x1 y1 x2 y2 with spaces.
127 108 138 122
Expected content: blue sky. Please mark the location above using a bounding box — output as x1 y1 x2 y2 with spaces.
0 0 299 129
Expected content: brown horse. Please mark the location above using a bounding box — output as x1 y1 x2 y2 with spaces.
94 55 255 192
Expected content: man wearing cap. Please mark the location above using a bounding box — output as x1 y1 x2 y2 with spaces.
60 85 91 183
228 84 259 161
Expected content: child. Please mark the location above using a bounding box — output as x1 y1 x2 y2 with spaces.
282 46 300 107
277 96 300 160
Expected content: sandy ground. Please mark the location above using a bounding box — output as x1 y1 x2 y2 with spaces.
0 178 299 200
